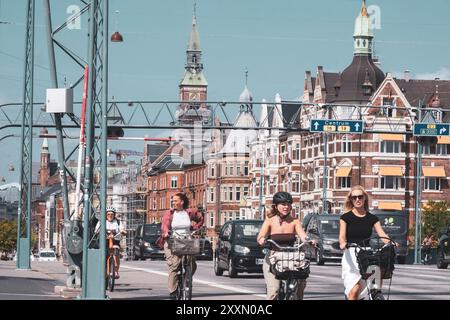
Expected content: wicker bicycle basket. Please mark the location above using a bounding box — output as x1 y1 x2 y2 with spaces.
356 245 396 280
169 238 200 256
269 250 310 280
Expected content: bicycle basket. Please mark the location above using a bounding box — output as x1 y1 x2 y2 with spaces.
269 250 310 280
356 245 396 280
169 238 200 256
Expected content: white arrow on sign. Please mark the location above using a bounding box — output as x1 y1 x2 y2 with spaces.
314 122 319 130
354 123 360 131
439 127 447 135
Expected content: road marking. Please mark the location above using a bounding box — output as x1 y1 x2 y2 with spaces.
122 266 266 298
0 292 57 297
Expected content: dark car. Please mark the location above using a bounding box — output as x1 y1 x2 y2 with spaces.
196 238 213 260
214 220 265 278
437 222 450 269
372 210 409 264
132 223 164 260
305 214 342 265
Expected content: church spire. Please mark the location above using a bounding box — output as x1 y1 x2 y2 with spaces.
353 0 373 55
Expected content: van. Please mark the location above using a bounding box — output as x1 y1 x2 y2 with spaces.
372 210 409 264
38 249 57 262
436 222 450 269
132 223 163 260
305 214 342 265
214 220 265 278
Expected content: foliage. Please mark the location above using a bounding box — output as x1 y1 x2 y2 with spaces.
0 220 17 253
422 200 450 241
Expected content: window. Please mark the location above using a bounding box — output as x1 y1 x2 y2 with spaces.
209 213 214 228
211 165 215 177
294 143 300 160
171 176 177 188
228 187 233 201
225 165 229 176
152 198 156 210
342 135 352 153
230 164 234 176
243 186 249 198
424 178 441 191
236 187 241 201
382 98 394 117
436 144 448 155
380 141 401 153
380 176 404 190
209 188 214 202
236 164 241 176
340 177 351 188
244 162 249 175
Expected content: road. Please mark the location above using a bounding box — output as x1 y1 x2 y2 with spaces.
1 260 449 300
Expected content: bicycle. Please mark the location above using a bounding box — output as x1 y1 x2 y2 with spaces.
266 238 313 300
346 236 396 300
421 245 432 264
168 229 203 300
105 230 122 292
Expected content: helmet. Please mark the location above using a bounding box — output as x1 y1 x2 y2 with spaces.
273 192 293 205
106 206 116 214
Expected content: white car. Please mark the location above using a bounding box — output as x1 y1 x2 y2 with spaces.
38 250 57 262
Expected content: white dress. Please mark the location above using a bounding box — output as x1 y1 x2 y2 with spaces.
341 247 368 299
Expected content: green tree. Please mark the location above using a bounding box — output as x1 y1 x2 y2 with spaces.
422 200 450 243
0 220 17 253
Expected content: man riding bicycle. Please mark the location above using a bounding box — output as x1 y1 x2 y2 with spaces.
156 193 204 300
94 206 126 279
257 192 312 300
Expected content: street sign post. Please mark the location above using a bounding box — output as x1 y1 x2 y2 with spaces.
413 123 450 136
310 119 364 134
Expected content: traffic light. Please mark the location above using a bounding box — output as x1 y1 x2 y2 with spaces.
417 136 437 146
107 127 124 138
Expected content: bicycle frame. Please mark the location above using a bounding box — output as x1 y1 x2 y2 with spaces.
105 232 121 292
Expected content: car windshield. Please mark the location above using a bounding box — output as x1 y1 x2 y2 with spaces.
377 215 407 235
318 219 340 235
234 222 262 239
144 224 161 236
40 252 55 257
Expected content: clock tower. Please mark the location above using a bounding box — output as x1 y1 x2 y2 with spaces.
177 6 210 125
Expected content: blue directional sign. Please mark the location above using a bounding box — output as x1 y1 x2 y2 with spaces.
413 123 450 136
310 119 364 134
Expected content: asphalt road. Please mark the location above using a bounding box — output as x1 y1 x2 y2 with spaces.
1 260 449 300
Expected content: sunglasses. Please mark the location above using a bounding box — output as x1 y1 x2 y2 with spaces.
351 195 364 201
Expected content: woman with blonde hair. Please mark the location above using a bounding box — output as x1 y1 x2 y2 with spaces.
338 185 390 300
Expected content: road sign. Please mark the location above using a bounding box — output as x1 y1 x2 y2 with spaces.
413 123 450 136
310 119 364 134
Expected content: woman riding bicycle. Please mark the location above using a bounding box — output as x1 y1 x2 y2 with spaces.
157 193 204 300
257 191 310 300
94 206 126 279
339 185 391 300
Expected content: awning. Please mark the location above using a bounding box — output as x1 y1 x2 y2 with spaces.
379 134 404 141
422 166 446 177
437 136 450 144
379 166 403 176
378 202 402 210
335 167 352 177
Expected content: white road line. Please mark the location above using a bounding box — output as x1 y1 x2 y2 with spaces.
0 292 57 297
122 266 266 298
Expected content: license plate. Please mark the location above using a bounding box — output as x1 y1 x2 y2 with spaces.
256 258 264 265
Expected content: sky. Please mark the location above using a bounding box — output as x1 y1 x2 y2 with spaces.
0 0 449 184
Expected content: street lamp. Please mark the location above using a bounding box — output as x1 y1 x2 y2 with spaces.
110 10 123 42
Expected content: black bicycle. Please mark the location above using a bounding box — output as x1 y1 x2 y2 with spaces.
168 229 202 300
266 239 312 300
346 236 396 300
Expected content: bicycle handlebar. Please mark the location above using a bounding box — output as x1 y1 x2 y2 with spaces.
265 239 313 251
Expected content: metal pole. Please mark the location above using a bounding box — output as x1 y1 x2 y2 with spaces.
322 133 328 214
414 103 423 264
17 0 35 270
258 146 264 219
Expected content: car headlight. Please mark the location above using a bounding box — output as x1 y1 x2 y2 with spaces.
323 240 334 245
143 242 150 247
234 245 250 254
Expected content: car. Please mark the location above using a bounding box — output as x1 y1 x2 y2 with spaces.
371 210 409 264
38 249 57 262
436 222 450 269
214 219 265 278
305 214 342 265
196 238 213 260
132 223 164 260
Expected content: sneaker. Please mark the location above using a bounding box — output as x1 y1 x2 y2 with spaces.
169 291 177 300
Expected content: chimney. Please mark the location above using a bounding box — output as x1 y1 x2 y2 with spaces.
404 70 410 82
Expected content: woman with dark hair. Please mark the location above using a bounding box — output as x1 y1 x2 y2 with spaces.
157 192 204 299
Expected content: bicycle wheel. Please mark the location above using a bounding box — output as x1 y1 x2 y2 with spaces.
182 258 193 300
286 279 298 300
370 289 385 300
108 256 115 292
278 281 286 300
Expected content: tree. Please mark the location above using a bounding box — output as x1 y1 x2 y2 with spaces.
422 200 450 243
0 220 17 253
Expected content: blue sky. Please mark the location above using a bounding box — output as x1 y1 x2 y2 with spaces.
0 0 449 184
